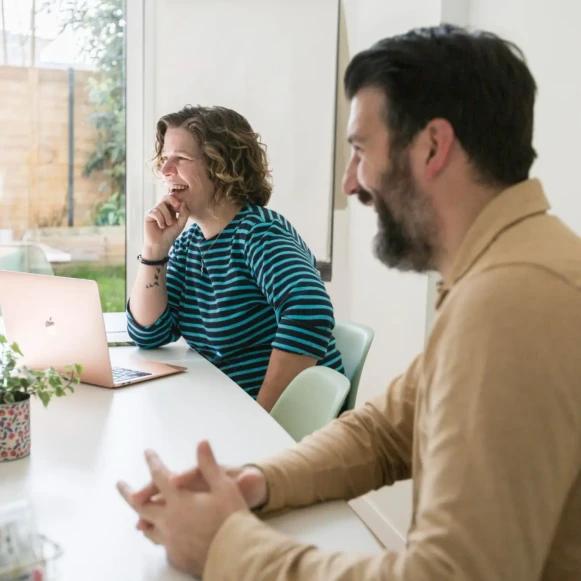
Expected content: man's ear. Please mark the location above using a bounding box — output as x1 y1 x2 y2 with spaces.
422 119 455 180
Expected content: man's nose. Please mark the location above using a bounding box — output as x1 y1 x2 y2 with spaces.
342 158 360 196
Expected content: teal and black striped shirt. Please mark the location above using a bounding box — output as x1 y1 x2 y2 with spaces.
127 204 344 397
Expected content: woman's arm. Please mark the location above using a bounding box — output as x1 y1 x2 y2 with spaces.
129 195 188 326
128 244 171 327
243 219 340 410
256 349 316 412
126 196 189 348
126 243 185 348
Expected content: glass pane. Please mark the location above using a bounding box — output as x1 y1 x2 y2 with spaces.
0 0 126 313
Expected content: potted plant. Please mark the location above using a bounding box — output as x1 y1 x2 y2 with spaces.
0 334 82 462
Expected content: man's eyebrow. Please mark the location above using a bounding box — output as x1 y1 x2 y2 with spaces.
347 133 366 145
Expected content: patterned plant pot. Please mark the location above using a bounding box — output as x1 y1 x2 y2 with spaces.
0 392 31 462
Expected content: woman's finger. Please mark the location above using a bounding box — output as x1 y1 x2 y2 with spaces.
162 194 181 211
155 202 175 227
147 207 166 229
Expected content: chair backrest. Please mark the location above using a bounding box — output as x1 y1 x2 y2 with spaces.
333 320 374 410
0 243 53 275
270 366 350 442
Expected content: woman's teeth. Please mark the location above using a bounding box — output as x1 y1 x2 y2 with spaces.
171 185 188 193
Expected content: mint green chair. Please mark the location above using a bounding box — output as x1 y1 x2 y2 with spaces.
333 321 374 410
270 366 350 441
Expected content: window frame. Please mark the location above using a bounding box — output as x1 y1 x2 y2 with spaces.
125 0 156 315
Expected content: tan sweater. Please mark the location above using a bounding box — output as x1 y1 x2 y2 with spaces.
205 179 581 581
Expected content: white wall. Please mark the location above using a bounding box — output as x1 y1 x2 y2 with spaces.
148 0 338 263
469 0 581 236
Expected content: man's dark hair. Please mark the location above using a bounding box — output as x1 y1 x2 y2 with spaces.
344 24 537 187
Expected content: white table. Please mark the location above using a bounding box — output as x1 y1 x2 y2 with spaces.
0 341 381 580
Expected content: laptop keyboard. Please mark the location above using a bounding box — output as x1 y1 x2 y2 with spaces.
112 366 152 384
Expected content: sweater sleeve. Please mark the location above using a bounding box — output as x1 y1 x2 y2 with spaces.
242 220 335 361
126 234 187 348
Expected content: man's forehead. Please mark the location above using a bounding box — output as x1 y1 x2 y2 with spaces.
347 87 387 139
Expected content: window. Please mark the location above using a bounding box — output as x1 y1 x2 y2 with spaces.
0 0 127 313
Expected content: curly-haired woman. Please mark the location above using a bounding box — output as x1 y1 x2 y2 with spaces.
127 105 344 411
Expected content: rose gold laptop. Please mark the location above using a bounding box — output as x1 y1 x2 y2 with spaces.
0 270 186 388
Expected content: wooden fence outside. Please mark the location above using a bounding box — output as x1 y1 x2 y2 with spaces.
0 65 109 238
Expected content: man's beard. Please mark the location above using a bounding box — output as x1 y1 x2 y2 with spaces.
367 150 438 273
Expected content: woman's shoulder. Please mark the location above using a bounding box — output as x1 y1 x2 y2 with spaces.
236 204 298 240
235 204 315 262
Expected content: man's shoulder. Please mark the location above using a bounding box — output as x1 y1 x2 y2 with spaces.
453 263 579 314
437 263 581 354
478 213 581 293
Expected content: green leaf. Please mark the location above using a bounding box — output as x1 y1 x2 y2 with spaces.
38 391 51 408
0 338 80 406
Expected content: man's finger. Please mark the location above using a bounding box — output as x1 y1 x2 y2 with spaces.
170 467 209 491
196 441 222 489
117 481 164 522
117 481 138 509
136 498 164 522
137 517 154 532
144 450 174 495
142 524 163 546
135 491 166 532
128 481 158 506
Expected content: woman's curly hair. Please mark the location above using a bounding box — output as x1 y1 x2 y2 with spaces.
154 105 272 207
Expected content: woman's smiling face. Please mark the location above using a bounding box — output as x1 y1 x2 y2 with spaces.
159 127 216 219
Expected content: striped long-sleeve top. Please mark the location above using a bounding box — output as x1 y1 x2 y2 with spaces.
127 204 344 397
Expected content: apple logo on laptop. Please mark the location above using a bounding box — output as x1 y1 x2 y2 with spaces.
45 317 57 335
